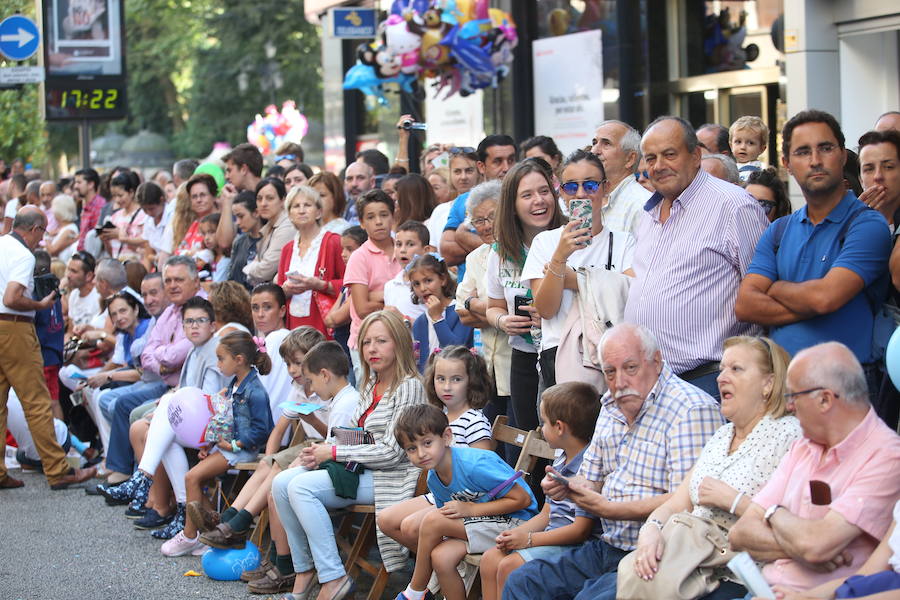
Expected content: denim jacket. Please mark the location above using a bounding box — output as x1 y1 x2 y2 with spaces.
228 367 273 452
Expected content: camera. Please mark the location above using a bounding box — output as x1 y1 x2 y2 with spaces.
400 120 427 131
33 272 60 300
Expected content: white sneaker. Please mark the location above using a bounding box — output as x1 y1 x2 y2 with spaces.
191 543 209 556
161 531 204 557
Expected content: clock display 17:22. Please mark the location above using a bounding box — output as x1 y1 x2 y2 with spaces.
60 89 120 110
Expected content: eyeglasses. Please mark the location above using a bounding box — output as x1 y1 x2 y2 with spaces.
790 142 839 159
449 146 476 155
783 387 831 402
471 214 495 227
183 317 211 327
560 180 605 195
757 199 776 214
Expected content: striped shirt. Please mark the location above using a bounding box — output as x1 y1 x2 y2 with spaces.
449 408 492 446
577 362 724 550
624 169 768 373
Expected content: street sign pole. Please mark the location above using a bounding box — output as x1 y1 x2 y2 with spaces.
79 119 91 169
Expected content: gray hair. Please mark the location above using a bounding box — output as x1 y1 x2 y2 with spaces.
164 254 199 280
12 207 46 230
794 342 870 405
644 116 700 153
142 271 163 285
599 119 642 172
25 180 41 199
95 258 127 291
599 323 660 363
173 159 199 182
51 194 77 222
702 153 740 184
466 180 502 217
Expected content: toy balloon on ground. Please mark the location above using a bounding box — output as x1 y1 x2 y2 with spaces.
166 386 212 449
202 541 260 581
885 327 900 390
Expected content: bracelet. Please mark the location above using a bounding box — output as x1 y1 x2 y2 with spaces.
494 313 504 330
332 445 337 460
526 531 533 548
729 491 745 514
546 265 566 279
231 439 240 453
643 518 664 531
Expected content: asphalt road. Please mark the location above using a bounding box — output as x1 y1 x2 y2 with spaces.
0 467 410 600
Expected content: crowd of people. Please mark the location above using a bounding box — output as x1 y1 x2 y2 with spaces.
1 107 900 600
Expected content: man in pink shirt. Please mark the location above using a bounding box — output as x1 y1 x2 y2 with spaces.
730 341 900 595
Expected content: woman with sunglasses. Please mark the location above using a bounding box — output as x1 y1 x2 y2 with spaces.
745 167 791 222
522 150 636 389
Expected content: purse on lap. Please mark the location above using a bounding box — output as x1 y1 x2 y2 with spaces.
616 512 735 600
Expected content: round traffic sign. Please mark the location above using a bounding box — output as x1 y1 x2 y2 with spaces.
0 15 40 62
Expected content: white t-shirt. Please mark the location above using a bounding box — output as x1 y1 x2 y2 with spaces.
4 198 20 220
260 328 292 419
324 384 361 442
0 234 36 317
426 202 453 250
53 223 79 263
383 270 426 321
521 227 635 351
485 247 535 354
143 211 171 254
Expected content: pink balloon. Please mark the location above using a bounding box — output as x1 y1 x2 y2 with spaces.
167 386 213 449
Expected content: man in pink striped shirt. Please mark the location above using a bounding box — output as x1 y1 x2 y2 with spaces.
624 116 769 398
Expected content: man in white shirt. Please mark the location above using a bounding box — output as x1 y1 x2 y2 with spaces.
65 251 101 338
0 206 96 490
590 120 652 236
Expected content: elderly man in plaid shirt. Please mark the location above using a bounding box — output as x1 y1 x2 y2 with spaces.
503 323 724 600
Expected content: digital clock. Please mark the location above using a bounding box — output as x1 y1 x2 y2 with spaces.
44 81 127 120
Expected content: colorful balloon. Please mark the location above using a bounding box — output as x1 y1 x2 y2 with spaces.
166 387 212 450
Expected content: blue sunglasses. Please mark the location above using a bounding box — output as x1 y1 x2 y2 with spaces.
560 180 604 195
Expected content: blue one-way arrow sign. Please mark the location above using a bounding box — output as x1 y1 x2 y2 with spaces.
0 15 40 62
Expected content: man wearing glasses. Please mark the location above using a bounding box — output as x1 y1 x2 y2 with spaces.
625 116 768 399
0 206 97 490
730 342 900 598
736 109 892 403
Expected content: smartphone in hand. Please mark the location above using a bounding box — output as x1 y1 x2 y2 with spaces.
547 469 570 487
513 295 532 318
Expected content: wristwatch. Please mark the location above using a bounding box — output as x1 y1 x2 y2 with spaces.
763 504 783 524
464 296 474 312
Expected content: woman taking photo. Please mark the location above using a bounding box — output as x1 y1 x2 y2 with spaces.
276 185 345 335
243 177 294 287
522 150 635 389
591 336 802 600
485 158 565 434
308 171 350 234
101 171 148 260
228 191 264 290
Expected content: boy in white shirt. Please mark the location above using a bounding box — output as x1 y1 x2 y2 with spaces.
729 115 769 181
384 220 433 325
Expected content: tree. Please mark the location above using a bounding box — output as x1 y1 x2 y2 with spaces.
0 0 46 167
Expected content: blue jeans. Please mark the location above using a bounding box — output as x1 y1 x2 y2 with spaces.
502 538 628 600
105 380 169 474
97 380 163 422
586 572 748 600
272 466 374 582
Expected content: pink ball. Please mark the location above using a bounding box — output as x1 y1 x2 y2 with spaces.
167 386 212 449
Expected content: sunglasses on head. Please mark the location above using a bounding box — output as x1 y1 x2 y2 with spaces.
449 146 476 155
757 199 776 214
560 180 604 195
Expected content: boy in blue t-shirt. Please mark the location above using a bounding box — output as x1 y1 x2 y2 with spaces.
394 404 537 600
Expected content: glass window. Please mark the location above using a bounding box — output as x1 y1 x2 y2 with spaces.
684 1 783 77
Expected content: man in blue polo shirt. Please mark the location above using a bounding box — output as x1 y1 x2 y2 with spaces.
736 109 891 397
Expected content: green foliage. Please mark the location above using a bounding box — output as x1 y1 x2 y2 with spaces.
0 0 46 165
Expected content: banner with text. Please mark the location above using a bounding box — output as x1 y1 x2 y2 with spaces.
532 29 604 156
425 84 485 150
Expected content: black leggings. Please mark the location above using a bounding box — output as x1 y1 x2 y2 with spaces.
509 348 540 432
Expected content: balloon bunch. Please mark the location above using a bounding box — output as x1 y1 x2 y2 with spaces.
342 0 518 104
246 100 310 156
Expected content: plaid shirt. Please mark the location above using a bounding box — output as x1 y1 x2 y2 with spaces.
577 362 724 550
77 194 106 251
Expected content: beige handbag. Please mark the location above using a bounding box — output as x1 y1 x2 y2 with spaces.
616 512 735 600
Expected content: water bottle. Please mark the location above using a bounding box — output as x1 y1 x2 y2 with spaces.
473 328 483 355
